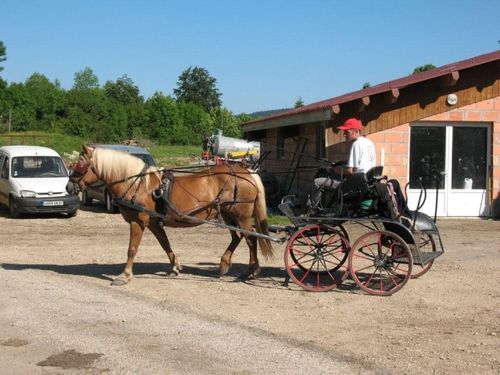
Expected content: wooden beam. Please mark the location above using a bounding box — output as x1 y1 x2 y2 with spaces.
357 96 371 112
384 88 400 104
331 104 340 115
442 71 460 87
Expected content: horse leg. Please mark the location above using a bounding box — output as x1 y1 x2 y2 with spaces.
219 229 243 277
112 221 144 286
238 219 261 280
148 220 182 277
218 212 243 276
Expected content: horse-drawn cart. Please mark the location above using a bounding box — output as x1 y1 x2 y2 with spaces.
69 145 444 295
275 164 445 295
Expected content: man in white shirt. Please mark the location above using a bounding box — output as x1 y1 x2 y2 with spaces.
309 118 376 212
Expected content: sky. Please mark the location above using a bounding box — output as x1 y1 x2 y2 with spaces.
1 0 499 114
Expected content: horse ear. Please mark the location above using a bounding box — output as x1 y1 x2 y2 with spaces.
82 144 94 156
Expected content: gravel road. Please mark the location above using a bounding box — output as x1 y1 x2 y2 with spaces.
0 206 499 374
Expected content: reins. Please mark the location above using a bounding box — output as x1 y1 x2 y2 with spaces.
76 150 261 222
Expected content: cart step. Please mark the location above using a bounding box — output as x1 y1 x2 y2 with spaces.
412 250 444 265
396 250 444 265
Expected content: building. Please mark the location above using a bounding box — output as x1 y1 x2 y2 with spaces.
242 50 500 217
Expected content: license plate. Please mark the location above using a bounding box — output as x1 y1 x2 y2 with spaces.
42 201 64 206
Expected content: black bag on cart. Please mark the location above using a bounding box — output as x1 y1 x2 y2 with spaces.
372 182 399 220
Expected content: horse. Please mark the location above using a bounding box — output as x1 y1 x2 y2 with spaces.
68 144 274 286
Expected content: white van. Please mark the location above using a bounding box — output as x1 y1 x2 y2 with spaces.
0 145 80 218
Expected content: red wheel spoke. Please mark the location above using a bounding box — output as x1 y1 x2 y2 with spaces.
285 224 350 292
351 251 375 262
349 230 412 296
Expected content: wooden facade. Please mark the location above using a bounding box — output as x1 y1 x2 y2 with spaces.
242 51 500 217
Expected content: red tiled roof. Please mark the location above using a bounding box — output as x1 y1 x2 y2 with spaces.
243 49 500 126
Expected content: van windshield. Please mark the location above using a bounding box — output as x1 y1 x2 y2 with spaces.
12 156 68 178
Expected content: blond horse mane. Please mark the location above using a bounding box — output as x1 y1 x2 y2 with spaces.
92 148 159 190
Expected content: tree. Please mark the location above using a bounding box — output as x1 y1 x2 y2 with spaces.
63 87 108 139
24 73 64 131
209 107 241 138
294 97 304 108
104 74 142 105
0 41 7 127
0 41 6 73
237 113 254 123
3 82 35 132
144 92 182 144
104 75 145 139
73 67 99 91
173 66 222 112
177 101 212 145
412 64 436 74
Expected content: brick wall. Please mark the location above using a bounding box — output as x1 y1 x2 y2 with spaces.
367 97 500 217
367 124 410 185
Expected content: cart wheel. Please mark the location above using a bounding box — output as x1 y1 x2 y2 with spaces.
284 224 350 292
349 230 412 296
411 233 436 279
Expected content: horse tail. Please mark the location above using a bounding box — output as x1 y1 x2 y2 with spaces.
250 171 274 260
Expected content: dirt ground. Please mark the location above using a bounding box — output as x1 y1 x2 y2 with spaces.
0 204 499 374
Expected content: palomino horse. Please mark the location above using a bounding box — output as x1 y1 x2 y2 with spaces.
69 145 273 286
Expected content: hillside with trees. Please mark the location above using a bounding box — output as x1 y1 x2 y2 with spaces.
0 41 246 146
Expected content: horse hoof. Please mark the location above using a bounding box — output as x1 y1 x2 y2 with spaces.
111 277 129 286
166 270 179 277
219 262 231 276
238 267 260 280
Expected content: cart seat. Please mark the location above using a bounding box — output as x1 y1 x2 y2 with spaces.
337 166 383 202
365 166 384 182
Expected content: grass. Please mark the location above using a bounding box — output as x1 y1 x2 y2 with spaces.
148 144 203 167
0 131 85 156
0 131 203 166
268 214 292 226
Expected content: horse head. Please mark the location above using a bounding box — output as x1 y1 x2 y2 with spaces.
67 144 100 193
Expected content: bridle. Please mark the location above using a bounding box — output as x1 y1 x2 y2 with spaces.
70 154 95 187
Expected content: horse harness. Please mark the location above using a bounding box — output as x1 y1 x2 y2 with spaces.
114 164 256 224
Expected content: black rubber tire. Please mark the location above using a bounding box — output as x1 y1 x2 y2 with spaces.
284 224 350 292
9 196 20 219
349 230 413 296
66 210 78 218
81 190 92 206
105 191 118 213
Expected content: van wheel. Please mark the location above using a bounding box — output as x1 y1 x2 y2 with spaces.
81 190 92 206
67 210 78 218
9 196 20 219
105 191 118 213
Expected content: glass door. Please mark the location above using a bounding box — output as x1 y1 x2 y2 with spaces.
407 123 490 217
447 125 489 216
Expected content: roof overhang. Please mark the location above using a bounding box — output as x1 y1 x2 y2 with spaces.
242 50 500 132
243 107 334 131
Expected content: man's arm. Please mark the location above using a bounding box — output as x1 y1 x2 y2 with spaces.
333 165 354 176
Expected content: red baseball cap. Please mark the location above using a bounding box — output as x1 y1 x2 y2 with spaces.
338 118 363 130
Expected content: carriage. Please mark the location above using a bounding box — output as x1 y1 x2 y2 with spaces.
69 145 444 296
275 163 445 295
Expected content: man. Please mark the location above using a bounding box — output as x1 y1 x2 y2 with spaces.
309 118 376 212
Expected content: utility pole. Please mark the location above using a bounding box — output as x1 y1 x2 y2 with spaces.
8 107 11 133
